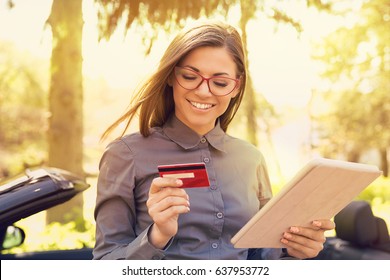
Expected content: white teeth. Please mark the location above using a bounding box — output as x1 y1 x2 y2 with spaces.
190 101 213 109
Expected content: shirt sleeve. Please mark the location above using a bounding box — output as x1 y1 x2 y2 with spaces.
256 152 273 209
252 153 292 260
92 139 165 260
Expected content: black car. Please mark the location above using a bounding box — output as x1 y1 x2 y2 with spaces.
0 167 93 260
1 168 389 260
315 200 390 260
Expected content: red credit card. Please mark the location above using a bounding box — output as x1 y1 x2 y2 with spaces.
158 162 210 188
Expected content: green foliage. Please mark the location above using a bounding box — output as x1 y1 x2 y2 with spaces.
312 0 390 176
95 0 235 40
1 143 47 178
357 176 390 206
3 220 95 254
310 0 390 174
0 42 49 178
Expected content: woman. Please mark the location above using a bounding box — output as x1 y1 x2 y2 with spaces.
93 20 334 260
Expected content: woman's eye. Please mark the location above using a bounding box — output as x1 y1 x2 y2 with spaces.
213 80 229 87
183 74 197 80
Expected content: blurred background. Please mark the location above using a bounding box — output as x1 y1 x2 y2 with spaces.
0 0 389 253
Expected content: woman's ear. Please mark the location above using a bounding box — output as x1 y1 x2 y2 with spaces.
231 89 239 98
231 78 242 98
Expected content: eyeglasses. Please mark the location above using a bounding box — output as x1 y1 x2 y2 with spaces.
174 66 240 96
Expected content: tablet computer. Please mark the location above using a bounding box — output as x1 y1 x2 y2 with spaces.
231 157 382 248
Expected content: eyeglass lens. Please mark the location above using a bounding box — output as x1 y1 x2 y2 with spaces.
174 67 237 96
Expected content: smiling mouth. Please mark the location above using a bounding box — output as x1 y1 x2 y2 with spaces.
189 100 215 110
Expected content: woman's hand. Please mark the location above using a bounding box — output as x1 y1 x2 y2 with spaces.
146 177 190 249
281 219 335 259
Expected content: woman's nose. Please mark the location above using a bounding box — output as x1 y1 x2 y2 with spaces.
195 80 212 96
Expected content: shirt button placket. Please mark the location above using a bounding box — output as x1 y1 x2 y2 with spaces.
199 136 222 258
210 241 220 259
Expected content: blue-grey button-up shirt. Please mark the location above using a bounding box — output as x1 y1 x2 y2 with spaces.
93 115 278 260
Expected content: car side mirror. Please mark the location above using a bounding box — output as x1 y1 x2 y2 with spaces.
2 225 25 250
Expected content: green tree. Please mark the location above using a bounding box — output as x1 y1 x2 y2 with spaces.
311 0 390 176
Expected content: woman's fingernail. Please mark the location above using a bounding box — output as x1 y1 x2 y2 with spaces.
313 220 322 227
290 226 299 233
176 179 183 186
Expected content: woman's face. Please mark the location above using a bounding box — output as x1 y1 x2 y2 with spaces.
171 46 240 135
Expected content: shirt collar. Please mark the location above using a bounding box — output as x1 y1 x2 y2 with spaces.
162 115 227 153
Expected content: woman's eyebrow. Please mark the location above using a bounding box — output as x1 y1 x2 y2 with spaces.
183 65 230 76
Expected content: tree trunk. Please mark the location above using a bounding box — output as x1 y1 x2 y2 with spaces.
46 0 85 224
379 148 388 177
240 0 258 146
347 149 361 163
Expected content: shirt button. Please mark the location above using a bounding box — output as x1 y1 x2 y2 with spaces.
203 157 210 163
216 212 224 219
210 185 217 190
211 243 218 249
152 256 160 260
200 137 206 144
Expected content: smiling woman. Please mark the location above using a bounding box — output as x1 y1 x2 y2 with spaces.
93 19 335 261
171 47 242 136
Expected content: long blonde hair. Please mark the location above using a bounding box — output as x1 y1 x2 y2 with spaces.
102 20 247 140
